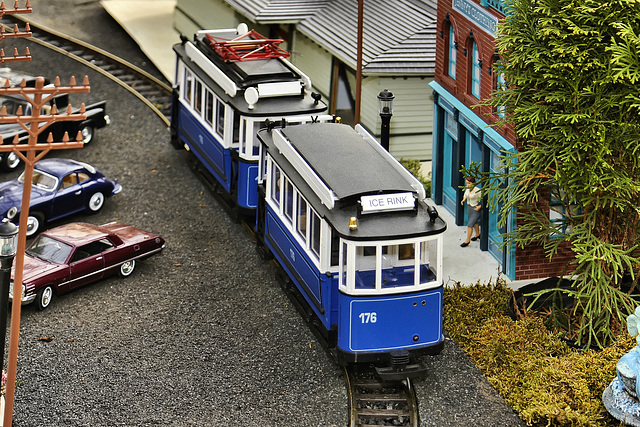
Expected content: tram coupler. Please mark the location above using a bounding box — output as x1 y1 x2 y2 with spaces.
375 350 428 381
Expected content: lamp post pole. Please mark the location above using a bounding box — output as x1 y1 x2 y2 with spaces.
0 219 18 373
378 89 395 151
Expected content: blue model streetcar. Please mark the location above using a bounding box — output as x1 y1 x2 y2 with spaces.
170 24 331 215
256 122 447 379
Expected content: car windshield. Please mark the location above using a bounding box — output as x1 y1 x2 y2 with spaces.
26 235 73 264
17 169 58 191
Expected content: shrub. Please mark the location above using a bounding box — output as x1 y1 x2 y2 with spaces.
444 279 635 426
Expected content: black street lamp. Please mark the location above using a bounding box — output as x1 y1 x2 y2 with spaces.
378 89 395 151
0 219 18 371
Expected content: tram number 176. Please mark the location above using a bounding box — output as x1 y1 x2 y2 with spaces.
359 312 377 324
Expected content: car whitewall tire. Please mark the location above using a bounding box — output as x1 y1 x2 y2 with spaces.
36 286 53 311
119 260 136 277
88 192 105 212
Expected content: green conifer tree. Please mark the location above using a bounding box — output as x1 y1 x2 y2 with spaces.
467 0 640 347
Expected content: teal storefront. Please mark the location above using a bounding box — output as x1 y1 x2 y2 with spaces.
429 81 516 280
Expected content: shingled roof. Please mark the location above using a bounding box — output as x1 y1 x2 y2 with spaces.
223 0 332 23
224 0 437 75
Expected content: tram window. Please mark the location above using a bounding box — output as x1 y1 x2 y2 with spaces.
310 210 321 258
354 248 375 289
205 90 214 125
216 99 225 137
363 246 387 257
296 194 307 241
184 71 193 103
232 113 240 144
194 80 202 113
284 179 294 223
363 246 376 257
398 243 415 260
420 241 436 283
248 121 266 156
271 164 281 208
330 228 339 266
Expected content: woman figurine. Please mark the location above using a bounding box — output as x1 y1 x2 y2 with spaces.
460 177 481 247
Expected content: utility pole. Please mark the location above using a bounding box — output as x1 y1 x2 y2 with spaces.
0 2 92 426
0 0 32 65
0 75 90 427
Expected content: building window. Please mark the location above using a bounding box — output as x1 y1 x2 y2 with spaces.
549 187 580 237
448 25 457 80
471 41 481 98
496 70 506 118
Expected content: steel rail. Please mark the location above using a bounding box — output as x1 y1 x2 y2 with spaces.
345 365 420 427
1 14 172 126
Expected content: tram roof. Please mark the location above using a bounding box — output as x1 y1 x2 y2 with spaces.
193 30 299 88
278 123 415 200
173 42 327 117
258 123 446 239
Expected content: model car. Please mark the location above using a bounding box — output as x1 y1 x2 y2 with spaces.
0 158 122 236
10 221 165 310
0 70 110 171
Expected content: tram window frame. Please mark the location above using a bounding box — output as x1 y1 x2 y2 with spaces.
232 113 240 145
310 210 321 258
204 89 214 126
194 79 203 114
296 194 307 242
330 228 340 266
339 237 442 294
183 69 193 104
284 178 294 224
271 162 281 209
215 99 225 138
265 155 322 263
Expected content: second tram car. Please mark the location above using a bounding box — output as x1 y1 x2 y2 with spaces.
170 24 331 215
256 122 447 379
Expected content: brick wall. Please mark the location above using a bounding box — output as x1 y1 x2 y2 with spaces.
434 0 516 144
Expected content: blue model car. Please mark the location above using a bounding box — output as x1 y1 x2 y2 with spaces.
0 158 122 236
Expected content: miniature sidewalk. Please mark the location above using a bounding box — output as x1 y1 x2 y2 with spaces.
100 0 178 82
436 203 506 287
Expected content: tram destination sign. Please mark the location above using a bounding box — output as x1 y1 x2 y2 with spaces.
360 192 415 214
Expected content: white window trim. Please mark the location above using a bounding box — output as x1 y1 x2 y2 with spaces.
338 235 443 296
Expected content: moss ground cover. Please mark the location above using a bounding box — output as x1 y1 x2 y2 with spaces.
443 279 635 426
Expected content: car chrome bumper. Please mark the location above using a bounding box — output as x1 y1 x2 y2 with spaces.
112 182 123 195
8 290 36 305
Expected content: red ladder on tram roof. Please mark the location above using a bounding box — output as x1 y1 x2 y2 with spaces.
206 30 291 62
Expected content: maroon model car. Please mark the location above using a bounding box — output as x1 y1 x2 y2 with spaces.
10 222 165 310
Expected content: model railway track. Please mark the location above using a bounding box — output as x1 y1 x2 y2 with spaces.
0 14 173 126
346 365 420 427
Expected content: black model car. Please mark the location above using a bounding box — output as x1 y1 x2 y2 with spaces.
0 70 110 171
